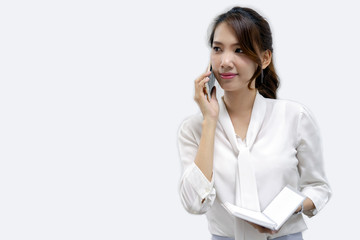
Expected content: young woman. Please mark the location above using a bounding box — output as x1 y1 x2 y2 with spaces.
177 6 331 240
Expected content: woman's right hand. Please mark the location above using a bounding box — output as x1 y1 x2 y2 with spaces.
194 71 219 124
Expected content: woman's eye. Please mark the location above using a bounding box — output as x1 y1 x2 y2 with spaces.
213 47 221 52
235 48 243 53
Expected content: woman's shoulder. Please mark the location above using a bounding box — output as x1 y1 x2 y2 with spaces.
261 97 319 125
263 97 310 115
178 112 203 134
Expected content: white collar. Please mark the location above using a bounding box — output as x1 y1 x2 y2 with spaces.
218 91 267 154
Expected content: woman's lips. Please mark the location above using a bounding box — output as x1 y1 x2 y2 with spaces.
220 73 238 79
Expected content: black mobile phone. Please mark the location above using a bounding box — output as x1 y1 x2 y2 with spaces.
205 65 216 101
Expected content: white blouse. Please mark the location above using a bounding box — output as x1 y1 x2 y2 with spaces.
177 92 331 239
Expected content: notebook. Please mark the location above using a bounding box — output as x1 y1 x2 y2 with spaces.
222 185 306 231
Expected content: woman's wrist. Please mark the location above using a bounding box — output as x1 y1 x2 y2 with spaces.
294 198 315 214
294 202 304 215
202 118 217 130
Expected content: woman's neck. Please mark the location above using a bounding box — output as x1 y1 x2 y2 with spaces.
223 88 257 117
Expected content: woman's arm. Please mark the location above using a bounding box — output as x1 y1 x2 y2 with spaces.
194 119 217 182
177 70 219 214
296 106 332 217
193 70 219 181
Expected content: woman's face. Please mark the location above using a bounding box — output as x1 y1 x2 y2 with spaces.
210 22 258 92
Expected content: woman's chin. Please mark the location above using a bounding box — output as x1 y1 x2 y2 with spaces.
219 83 246 92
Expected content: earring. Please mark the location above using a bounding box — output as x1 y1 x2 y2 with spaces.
260 69 264 84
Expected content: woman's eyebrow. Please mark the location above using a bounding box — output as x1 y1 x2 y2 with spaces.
213 41 241 46
212 41 223 45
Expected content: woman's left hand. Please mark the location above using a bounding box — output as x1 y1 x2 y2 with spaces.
247 222 278 235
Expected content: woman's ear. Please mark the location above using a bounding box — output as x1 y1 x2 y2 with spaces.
261 50 272 69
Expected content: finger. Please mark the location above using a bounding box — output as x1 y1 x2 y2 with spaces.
206 63 211 72
203 84 208 93
195 77 209 91
258 227 270 234
195 77 210 94
204 86 211 103
194 78 210 102
262 228 277 234
199 76 210 86
194 71 212 85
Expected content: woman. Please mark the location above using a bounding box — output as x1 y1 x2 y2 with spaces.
177 6 331 240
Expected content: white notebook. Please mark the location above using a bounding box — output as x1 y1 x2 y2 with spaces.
223 185 306 231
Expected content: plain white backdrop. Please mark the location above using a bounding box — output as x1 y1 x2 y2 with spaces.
0 0 359 239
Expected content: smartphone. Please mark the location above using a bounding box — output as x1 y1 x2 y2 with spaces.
205 65 216 101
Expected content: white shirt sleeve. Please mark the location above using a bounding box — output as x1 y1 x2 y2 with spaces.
296 106 332 217
177 119 216 214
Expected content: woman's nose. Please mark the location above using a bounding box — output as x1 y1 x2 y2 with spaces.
220 52 234 69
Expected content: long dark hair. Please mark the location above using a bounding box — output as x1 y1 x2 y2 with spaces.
209 7 279 99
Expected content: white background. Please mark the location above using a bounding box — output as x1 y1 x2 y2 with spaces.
0 0 359 239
